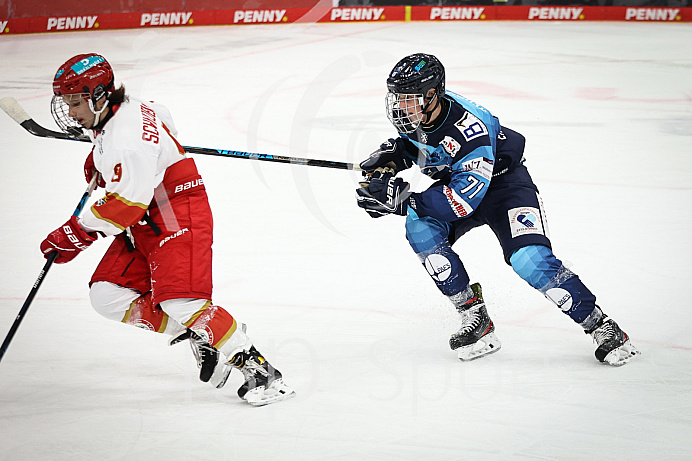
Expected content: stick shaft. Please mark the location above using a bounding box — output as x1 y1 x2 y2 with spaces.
0 97 361 171
0 175 98 363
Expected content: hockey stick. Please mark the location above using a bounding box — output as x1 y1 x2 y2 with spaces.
0 174 99 364
0 97 361 171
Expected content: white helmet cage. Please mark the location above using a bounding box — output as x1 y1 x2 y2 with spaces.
385 92 426 134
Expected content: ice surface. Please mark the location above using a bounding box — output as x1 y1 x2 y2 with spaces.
0 21 691 460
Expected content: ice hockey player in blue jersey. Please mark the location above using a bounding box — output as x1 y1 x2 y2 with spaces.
356 53 639 366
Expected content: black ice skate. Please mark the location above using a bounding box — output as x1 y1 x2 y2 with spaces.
450 283 502 361
170 329 232 389
587 316 640 366
228 346 295 406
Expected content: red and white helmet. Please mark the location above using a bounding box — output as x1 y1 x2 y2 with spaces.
51 54 115 135
53 53 114 100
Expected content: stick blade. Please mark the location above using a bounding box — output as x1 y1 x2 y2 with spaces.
0 97 31 124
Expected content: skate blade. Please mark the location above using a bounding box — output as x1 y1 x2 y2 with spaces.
603 340 641 366
456 332 502 361
211 364 233 389
245 379 296 407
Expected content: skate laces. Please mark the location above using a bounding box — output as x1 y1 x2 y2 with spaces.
591 319 618 346
458 305 483 334
170 329 217 367
231 350 269 381
193 342 217 367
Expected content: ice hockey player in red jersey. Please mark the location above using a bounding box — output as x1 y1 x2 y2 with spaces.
40 53 294 406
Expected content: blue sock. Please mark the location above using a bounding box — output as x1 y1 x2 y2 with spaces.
510 245 599 329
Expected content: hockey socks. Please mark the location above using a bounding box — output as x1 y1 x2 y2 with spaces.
510 245 598 329
415 241 470 298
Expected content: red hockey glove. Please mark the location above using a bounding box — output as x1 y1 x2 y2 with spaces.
84 151 105 188
40 216 97 264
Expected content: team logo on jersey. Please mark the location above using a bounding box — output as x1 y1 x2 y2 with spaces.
440 136 461 157
508 206 544 238
424 254 452 282
455 112 488 142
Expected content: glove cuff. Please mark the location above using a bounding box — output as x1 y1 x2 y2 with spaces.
68 216 97 243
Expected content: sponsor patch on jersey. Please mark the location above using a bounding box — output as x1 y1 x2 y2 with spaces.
455 112 488 142
424 254 452 282
508 206 544 238
460 158 493 181
443 185 471 218
440 136 461 157
546 288 573 312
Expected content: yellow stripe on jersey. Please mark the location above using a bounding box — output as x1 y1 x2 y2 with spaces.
91 192 148 231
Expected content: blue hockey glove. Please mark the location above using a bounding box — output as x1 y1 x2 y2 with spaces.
359 138 415 179
356 171 411 218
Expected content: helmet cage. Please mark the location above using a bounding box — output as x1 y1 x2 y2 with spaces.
51 94 91 137
386 92 425 134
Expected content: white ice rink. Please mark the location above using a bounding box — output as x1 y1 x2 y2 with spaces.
1 20 691 460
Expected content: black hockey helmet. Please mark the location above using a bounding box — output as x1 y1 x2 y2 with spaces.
386 53 445 99
385 54 445 133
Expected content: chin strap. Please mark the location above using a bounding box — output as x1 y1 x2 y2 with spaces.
421 92 441 123
89 98 109 127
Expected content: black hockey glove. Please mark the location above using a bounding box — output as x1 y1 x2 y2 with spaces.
356 171 412 218
359 138 415 178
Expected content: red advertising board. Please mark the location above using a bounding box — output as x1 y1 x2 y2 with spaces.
0 5 690 35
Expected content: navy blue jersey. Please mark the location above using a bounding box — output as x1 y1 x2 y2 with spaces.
403 91 525 222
